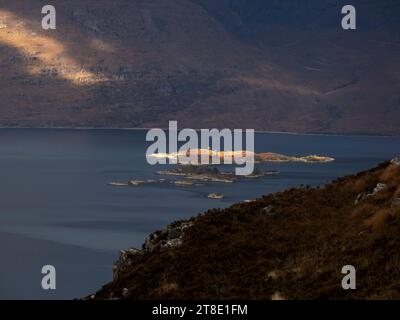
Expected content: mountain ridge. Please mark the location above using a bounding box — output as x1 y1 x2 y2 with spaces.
0 0 399 134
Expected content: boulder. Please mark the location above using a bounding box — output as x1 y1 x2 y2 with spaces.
262 205 273 213
391 156 400 166
355 192 369 204
112 248 143 280
262 205 275 216
373 183 388 194
355 183 388 204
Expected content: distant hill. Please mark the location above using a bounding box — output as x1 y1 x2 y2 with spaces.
91 156 400 299
0 0 399 134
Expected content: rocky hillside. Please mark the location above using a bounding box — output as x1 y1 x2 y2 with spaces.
91 156 400 299
0 0 399 134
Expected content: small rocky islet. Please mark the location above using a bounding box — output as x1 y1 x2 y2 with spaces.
108 165 277 198
108 152 334 195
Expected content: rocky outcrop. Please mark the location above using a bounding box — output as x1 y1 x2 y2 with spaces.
355 183 388 204
391 156 400 166
112 220 193 281
143 221 194 252
261 205 274 216
112 249 143 280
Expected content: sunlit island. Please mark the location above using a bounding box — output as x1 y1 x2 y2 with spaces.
254 152 334 163
148 149 335 164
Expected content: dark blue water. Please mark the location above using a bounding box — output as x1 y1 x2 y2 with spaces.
0 129 399 299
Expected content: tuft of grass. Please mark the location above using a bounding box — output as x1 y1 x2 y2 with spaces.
364 209 391 232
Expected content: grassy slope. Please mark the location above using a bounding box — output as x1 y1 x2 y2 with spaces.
93 159 400 300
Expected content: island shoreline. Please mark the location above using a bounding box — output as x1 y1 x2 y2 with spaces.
0 126 398 138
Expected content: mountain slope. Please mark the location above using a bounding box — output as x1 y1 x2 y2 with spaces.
92 157 400 299
0 0 399 133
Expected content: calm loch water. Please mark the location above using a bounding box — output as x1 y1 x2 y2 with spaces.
0 129 399 299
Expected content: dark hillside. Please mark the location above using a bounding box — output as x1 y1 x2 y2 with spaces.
92 157 400 299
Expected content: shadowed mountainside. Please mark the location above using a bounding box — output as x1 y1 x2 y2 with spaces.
0 0 399 134
91 157 400 299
